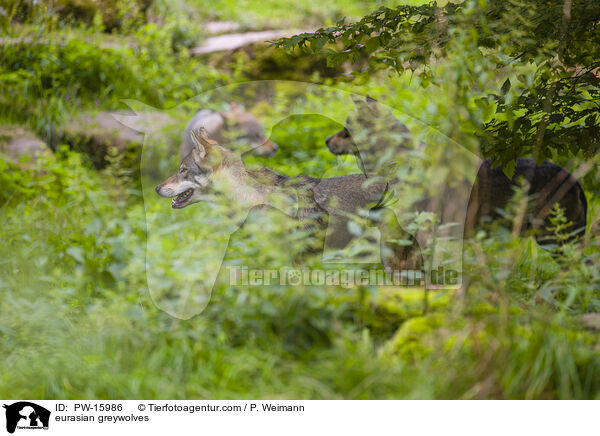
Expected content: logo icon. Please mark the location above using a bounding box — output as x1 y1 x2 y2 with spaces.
3 402 50 434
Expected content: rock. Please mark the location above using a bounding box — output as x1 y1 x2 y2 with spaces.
0 126 51 167
58 111 179 168
190 30 310 55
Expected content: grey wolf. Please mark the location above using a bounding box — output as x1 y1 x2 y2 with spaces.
327 96 587 245
325 96 414 178
179 102 278 161
157 128 423 271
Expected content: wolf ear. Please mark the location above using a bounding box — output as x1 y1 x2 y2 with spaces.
363 95 380 116
190 127 220 162
351 95 378 111
352 94 379 116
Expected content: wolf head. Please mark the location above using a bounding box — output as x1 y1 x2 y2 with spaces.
223 103 279 156
325 96 410 156
156 128 227 209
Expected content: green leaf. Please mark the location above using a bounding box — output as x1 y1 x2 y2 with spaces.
365 36 381 54
501 159 516 179
310 37 327 53
379 31 392 46
326 52 348 67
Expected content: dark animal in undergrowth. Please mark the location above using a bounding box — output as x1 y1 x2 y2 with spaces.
464 158 587 245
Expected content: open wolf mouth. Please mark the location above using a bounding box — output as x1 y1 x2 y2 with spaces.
172 188 194 208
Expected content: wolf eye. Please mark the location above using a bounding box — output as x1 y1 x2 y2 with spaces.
179 167 188 174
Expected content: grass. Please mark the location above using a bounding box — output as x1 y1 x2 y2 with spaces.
184 0 406 29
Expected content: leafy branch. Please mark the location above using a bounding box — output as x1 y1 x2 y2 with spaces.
276 0 600 168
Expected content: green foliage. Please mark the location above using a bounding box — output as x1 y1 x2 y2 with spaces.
183 0 403 28
0 25 225 137
277 0 600 168
55 0 153 31
383 311 600 399
2 0 153 32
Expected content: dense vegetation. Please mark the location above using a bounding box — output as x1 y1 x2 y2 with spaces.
0 0 599 399
278 0 600 170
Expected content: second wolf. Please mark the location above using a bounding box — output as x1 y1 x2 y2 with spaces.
326 96 587 245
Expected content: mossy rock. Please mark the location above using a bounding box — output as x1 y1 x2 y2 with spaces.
382 313 455 362
211 44 344 82
379 300 530 362
361 287 452 337
56 110 180 169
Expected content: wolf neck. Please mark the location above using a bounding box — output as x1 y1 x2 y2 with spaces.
216 157 296 216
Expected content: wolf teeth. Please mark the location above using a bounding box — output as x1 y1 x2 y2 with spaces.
175 189 193 202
